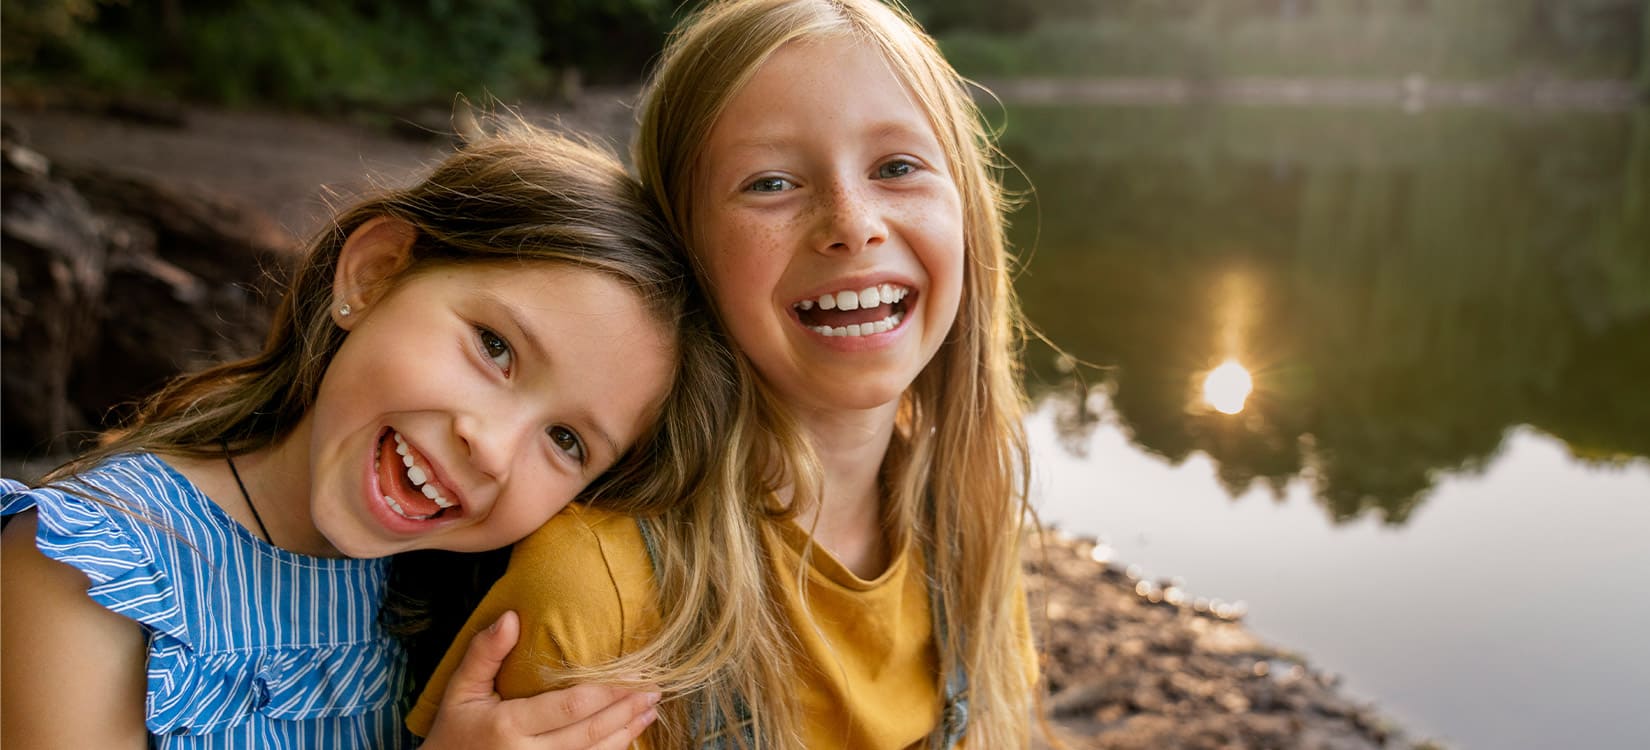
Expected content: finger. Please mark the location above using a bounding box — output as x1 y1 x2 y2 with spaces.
443 610 520 703
509 682 644 734
541 691 661 749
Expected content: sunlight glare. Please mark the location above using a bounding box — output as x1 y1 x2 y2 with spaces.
1203 360 1253 414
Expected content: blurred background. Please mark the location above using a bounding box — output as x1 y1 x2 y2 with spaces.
3 1 1647 748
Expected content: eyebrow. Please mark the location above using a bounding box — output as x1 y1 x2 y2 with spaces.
724 118 935 151
487 295 623 465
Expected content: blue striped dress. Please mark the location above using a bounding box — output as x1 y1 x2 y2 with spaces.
1 453 412 749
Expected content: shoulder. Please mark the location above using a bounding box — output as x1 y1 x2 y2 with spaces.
2 453 203 539
504 503 652 590
1 455 189 623
492 504 659 661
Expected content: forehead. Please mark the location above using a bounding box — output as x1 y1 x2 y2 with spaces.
706 35 938 152
417 263 661 331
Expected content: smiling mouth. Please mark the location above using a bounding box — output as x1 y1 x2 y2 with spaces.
792 282 913 337
374 429 459 521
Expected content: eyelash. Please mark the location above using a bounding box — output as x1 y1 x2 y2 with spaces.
877 159 918 179
548 426 586 465
742 158 922 193
474 326 587 466
476 326 513 375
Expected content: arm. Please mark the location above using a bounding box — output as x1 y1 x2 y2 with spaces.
1 511 149 749
408 507 661 747
418 611 659 750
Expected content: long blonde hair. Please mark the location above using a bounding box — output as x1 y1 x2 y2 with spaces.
568 1 1036 746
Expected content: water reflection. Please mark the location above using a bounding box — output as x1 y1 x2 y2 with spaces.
1201 360 1252 414
1007 105 1650 524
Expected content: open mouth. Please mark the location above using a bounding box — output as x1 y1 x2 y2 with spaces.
792 282 913 337
373 428 460 521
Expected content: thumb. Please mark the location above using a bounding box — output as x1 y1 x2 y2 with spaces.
443 610 520 703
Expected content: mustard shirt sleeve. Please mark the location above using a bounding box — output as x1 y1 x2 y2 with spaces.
405 505 652 737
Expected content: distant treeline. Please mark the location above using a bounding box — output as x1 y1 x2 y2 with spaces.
2 0 1645 109
921 0 1649 83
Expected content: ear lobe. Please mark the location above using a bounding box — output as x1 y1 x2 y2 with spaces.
332 216 417 329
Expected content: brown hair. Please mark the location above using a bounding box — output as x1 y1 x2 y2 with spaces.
38 117 737 691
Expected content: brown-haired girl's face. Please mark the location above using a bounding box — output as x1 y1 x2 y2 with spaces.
691 36 965 414
302 262 675 558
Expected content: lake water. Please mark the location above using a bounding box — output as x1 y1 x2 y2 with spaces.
1003 102 1650 749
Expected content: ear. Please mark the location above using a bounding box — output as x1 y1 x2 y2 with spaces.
332 216 417 330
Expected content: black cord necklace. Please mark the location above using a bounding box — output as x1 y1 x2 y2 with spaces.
222 440 273 544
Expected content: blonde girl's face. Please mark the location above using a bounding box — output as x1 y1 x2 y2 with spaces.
304 260 674 559
692 36 965 415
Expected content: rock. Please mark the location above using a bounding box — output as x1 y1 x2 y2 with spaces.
1026 531 1413 748
1 124 294 457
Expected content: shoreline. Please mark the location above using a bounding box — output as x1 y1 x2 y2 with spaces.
1028 531 1426 749
977 75 1643 112
3 96 1429 748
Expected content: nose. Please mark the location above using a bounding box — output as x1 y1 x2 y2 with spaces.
451 409 518 481
813 178 885 256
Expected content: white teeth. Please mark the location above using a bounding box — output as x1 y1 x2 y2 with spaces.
796 284 911 313
387 429 453 511
383 494 435 521
809 311 902 338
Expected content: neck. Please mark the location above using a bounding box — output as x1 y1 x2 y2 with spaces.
231 429 339 558
788 400 899 579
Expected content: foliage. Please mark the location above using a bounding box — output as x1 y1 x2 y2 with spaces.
920 0 1646 81
2 0 672 109
1005 104 1650 524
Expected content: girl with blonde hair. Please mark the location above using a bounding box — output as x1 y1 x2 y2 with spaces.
2 121 737 749
409 1 1040 746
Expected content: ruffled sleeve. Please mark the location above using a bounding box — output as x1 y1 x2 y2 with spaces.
4 468 408 742
1 478 191 646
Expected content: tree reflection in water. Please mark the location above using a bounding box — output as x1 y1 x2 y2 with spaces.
1008 105 1650 524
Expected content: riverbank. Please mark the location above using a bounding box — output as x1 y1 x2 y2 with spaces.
3 92 1428 748
1028 532 1424 749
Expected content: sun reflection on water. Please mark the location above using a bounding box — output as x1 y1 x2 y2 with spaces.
1203 360 1253 414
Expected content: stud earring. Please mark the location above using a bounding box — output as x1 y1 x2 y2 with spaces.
338 303 352 317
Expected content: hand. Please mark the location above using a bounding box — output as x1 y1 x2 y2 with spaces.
419 610 660 749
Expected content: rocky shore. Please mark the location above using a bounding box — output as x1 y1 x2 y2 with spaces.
1028 532 1423 749
3 96 1425 749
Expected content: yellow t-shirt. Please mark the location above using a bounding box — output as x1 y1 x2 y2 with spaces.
407 503 1033 748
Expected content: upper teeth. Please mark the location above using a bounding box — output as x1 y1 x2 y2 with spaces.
392 432 455 509
796 283 909 312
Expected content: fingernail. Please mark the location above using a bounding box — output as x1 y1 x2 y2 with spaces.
647 691 662 705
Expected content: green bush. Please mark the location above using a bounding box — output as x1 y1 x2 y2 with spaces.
2 0 669 110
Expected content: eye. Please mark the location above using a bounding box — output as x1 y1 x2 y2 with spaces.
745 175 795 193
547 425 586 465
876 159 917 179
476 327 513 374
